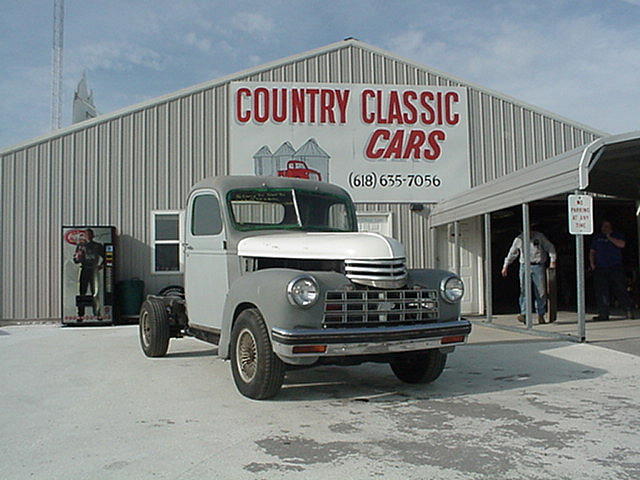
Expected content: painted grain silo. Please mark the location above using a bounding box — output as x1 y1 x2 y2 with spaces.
293 138 330 182
271 141 296 174
253 145 273 175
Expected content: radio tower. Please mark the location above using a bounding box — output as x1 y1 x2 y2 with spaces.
51 0 64 130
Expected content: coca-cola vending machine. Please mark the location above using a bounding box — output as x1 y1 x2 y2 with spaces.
61 226 116 325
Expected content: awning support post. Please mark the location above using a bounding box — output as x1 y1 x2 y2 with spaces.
522 203 533 329
454 221 461 276
636 201 640 285
576 190 587 342
484 213 493 323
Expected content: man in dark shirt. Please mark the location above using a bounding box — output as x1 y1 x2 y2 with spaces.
589 220 633 321
73 229 104 317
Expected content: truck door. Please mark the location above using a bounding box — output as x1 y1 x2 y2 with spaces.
184 190 228 330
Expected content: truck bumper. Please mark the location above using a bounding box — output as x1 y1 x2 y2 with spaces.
271 320 471 358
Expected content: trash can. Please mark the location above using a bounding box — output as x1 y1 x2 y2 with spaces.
117 278 145 318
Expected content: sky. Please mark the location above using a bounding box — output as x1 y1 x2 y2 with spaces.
1 0 639 150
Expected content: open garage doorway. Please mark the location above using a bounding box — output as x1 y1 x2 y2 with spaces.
489 197 639 324
430 131 640 342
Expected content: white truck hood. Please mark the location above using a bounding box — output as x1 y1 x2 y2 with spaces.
237 232 405 260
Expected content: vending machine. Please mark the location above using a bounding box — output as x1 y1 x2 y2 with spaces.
61 226 116 325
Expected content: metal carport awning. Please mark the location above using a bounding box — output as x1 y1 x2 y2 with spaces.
431 130 640 227
430 130 640 342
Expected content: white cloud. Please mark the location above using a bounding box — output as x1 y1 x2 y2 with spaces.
70 41 165 72
385 14 640 133
184 32 213 53
231 12 274 37
0 65 52 147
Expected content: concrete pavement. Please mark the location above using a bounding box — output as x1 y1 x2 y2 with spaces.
477 311 640 356
1 324 639 479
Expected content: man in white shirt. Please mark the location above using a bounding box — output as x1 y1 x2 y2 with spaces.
501 229 557 324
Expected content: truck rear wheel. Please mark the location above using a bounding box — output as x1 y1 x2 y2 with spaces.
230 308 285 400
389 350 447 384
139 299 170 357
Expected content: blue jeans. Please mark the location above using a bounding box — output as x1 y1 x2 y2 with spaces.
519 264 547 316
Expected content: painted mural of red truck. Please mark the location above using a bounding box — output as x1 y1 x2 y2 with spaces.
277 160 322 181
253 139 330 182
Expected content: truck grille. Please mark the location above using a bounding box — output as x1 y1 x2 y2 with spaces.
344 258 407 289
323 289 439 328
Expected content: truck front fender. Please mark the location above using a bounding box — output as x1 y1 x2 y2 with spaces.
407 269 462 321
219 269 350 359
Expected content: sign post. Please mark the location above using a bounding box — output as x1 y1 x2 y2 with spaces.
568 193 592 342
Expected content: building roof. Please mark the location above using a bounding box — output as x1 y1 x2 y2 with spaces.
1 38 606 156
430 130 640 227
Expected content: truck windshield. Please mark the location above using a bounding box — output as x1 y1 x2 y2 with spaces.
228 188 357 232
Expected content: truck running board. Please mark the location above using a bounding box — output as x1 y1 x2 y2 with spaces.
186 325 221 345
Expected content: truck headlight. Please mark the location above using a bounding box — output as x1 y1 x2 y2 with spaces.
287 275 319 308
440 276 464 303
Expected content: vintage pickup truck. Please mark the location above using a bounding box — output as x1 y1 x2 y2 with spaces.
139 176 471 399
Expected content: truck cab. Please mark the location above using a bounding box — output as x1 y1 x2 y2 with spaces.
139 176 471 399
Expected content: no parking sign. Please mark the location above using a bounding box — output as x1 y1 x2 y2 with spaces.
568 194 593 235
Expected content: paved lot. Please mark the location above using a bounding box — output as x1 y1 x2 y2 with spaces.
478 312 640 356
1 324 639 479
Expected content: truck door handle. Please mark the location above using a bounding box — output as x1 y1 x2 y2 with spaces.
182 243 193 250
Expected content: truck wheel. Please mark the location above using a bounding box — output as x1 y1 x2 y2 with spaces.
230 308 285 400
389 350 447 384
139 299 170 357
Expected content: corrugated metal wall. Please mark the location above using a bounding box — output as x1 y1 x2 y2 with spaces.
0 90 224 319
0 41 602 319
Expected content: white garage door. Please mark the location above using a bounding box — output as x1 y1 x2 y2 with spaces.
356 212 393 237
435 217 484 315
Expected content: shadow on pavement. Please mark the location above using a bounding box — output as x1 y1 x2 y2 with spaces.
273 340 606 402
589 335 640 343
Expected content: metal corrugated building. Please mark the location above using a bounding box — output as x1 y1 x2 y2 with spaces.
0 39 605 320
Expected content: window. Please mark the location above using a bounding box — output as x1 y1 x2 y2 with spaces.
356 212 393 237
191 194 223 236
227 188 357 232
328 203 351 231
229 190 290 228
152 211 182 273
